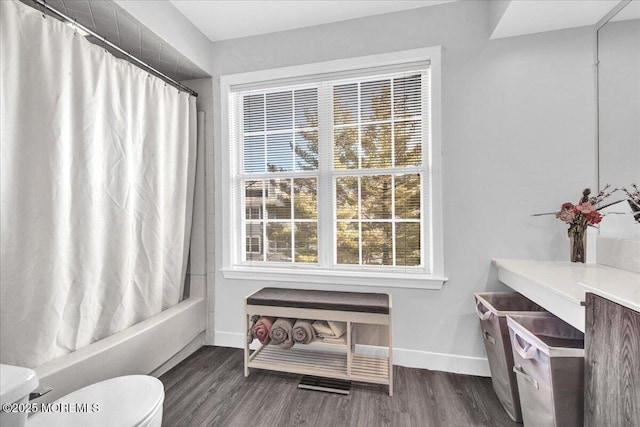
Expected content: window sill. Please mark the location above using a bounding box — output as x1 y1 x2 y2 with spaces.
220 266 447 289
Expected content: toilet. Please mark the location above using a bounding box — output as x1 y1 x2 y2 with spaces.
0 364 164 427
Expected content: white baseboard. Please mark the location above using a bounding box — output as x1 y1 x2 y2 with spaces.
213 330 241 348
206 329 216 346
358 344 491 377
214 331 490 377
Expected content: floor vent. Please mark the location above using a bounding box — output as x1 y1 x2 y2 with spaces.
298 375 351 395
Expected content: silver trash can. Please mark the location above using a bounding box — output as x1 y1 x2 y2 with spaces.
507 314 584 427
474 292 547 422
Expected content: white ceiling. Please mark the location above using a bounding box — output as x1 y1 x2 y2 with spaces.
491 0 622 39
169 0 455 42
612 0 640 21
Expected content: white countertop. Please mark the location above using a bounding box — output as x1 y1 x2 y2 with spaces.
578 275 640 313
492 259 640 332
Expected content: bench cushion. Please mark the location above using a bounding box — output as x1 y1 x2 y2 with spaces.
247 288 389 314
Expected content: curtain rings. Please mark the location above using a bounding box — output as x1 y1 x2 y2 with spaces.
73 19 78 36
40 0 46 19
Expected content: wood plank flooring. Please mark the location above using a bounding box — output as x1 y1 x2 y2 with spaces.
160 346 518 427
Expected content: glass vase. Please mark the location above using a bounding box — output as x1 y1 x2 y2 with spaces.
569 226 587 263
629 199 640 223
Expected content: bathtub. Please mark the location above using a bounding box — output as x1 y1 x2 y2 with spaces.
31 292 206 404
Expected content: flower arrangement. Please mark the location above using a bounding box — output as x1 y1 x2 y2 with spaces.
554 188 611 230
534 186 621 262
621 184 640 223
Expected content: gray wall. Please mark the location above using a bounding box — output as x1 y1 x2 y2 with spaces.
208 1 596 371
598 18 640 240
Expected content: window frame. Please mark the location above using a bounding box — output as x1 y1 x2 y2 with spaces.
220 47 446 289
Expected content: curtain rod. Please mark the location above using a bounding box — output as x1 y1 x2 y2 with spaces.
32 0 198 97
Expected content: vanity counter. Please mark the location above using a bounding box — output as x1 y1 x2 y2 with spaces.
492 259 640 332
578 276 640 313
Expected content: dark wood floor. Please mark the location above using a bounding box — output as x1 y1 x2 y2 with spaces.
160 346 518 427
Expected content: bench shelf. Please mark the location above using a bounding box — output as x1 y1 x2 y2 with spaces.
244 287 393 395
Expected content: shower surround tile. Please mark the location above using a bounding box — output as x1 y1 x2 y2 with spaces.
19 0 208 83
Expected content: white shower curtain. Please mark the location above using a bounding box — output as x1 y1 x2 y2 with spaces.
0 1 197 368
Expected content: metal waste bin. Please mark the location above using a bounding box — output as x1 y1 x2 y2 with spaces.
474 292 547 422
507 314 584 427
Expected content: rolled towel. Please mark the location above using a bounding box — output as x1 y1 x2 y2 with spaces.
328 321 347 339
312 320 334 337
252 316 275 345
312 320 347 339
292 319 316 344
270 318 295 349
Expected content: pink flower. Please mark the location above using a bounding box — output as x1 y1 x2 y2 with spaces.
556 208 576 224
561 202 575 211
575 202 595 215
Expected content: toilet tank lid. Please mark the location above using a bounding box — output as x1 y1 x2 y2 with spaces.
0 364 39 405
28 375 164 427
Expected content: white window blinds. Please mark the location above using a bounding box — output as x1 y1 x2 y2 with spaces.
242 88 318 173
230 66 431 272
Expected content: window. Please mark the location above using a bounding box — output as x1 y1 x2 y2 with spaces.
240 88 320 264
221 48 445 288
245 236 262 256
333 75 423 267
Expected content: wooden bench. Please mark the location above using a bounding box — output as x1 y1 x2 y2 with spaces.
244 287 393 395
